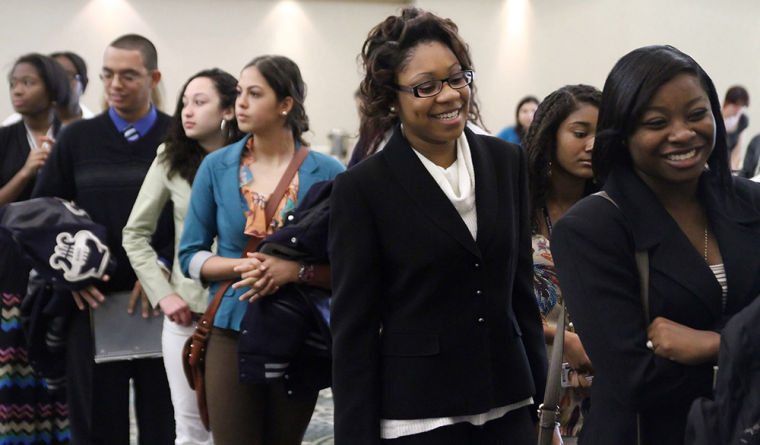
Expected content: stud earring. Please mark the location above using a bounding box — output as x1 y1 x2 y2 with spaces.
390 106 396 113
281 111 287 116
220 120 226 132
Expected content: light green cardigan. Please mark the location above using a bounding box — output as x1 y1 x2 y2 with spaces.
122 144 209 313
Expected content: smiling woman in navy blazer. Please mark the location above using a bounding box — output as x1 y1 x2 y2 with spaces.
329 8 547 445
551 46 760 445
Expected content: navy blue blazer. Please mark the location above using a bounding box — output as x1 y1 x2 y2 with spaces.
552 167 760 445
329 126 547 444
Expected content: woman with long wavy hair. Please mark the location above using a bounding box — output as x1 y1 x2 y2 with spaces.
123 68 243 445
523 84 601 444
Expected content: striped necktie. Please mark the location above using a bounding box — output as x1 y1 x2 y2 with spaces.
123 125 139 142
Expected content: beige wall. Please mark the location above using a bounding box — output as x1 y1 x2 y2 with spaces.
2 0 759 150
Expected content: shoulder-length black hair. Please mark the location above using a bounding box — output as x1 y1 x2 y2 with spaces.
243 55 309 146
514 95 539 140
592 45 731 187
356 6 486 158
524 84 601 231
161 68 243 184
50 51 89 92
10 53 71 110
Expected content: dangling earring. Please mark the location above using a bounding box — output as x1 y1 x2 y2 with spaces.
548 160 553 177
220 120 227 132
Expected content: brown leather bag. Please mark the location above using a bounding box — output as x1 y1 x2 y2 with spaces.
181 145 310 430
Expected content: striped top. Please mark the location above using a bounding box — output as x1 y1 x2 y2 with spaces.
709 263 728 313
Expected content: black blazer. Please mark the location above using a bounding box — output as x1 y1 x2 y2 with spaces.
329 126 547 444
552 167 760 445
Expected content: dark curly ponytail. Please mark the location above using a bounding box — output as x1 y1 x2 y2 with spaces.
357 7 485 158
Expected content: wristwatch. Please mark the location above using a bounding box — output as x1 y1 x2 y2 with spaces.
298 263 315 283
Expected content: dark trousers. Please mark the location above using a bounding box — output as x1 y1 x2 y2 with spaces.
66 308 174 445
381 406 537 445
205 327 318 445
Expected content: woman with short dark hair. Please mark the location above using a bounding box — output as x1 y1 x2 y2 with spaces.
498 95 540 145
552 45 760 444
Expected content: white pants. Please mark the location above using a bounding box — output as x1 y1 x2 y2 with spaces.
162 316 213 445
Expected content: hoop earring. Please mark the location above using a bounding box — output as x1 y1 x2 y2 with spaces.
220 120 227 132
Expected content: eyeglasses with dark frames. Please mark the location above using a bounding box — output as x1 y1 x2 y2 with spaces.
99 70 150 84
394 70 474 98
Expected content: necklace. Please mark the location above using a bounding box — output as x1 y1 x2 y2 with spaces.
704 226 708 262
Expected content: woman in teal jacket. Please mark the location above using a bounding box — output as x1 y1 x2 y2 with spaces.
178 55 344 445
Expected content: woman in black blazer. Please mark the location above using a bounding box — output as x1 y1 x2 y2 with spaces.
552 45 760 445
329 7 548 445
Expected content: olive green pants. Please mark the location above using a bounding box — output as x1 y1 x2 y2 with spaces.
205 327 318 445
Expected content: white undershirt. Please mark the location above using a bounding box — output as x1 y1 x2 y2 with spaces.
411 132 477 239
381 132 532 439
23 122 54 150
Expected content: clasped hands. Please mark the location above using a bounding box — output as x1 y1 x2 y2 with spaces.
232 252 299 302
646 316 720 365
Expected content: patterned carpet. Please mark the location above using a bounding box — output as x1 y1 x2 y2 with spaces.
302 389 335 444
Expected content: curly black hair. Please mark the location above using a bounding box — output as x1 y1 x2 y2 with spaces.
356 7 486 158
524 84 601 232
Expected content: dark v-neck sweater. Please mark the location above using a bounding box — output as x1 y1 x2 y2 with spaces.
33 111 171 292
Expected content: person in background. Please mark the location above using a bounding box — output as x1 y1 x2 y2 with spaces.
721 85 749 173
33 34 175 444
123 68 242 445
3 51 94 127
523 84 601 444
330 7 549 444
0 52 70 445
178 55 344 445
497 95 539 145
551 45 760 445
49 51 95 124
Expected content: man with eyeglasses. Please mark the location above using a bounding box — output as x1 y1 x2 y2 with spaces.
33 34 175 444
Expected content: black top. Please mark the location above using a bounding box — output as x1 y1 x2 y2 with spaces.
0 120 61 202
32 111 172 292
329 126 547 444
552 167 760 445
0 120 60 292
726 113 749 153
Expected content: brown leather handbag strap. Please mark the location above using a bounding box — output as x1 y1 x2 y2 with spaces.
197 145 312 330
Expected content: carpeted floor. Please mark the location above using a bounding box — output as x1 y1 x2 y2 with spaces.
303 389 335 444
